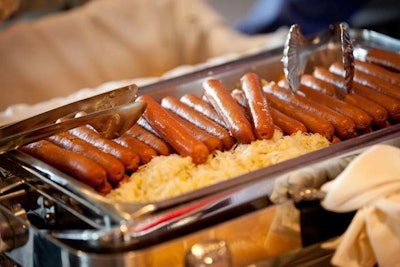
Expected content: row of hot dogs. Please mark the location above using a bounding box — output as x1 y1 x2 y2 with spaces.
20 47 400 195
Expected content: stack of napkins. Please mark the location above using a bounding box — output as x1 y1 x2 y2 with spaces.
321 144 400 267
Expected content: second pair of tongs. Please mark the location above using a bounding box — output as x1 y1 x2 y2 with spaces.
282 22 354 98
0 84 146 154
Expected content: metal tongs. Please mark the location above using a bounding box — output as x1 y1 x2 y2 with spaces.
282 22 354 98
0 84 146 154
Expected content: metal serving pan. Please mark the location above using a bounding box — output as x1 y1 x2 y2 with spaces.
1 28 400 252
3 110 400 267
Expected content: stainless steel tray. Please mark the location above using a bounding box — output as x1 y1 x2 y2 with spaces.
1 28 400 250
1 28 400 266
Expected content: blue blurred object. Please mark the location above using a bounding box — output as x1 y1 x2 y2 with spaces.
236 0 400 38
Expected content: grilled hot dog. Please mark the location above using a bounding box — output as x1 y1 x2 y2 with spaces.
136 95 210 165
264 83 357 139
180 94 227 128
298 85 372 130
164 109 224 152
264 91 334 140
355 59 400 87
69 125 140 172
343 93 388 128
47 132 125 183
240 72 275 140
313 67 400 122
20 140 107 188
161 95 235 150
330 62 400 100
270 107 307 135
296 71 388 128
365 48 400 72
202 79 255 144
125 124 172 156
300 74 337 96
114 135 158 165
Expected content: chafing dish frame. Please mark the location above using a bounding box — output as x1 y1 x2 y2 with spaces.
1 28 400 266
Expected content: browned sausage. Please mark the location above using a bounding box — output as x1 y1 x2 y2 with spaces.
180 94 227 128
20 140 106 187
298 85 372 130
352 83 400 122
365 48 400 72
300 72 388 129
136 117 177 154
330 62 400 100
331 136 341 144
357 126 373 136
240 72 275 140
125 124 172 156
161 95 235 150
300 74 337 96
264 92 334 140
165 109 224 152
231 89 286 135
264 83 357 139
202 79 255 144
136 95 210 164
343 93 388 129
114 135 158 165
137 117 160 136
355 59 400 87
118 174 131 186
68 126 140 172
231 89 247 107
270 107 307 135
47 132 125 183
95 180 113 195
313 67 346 89
230 89 252 122
313 67 400 122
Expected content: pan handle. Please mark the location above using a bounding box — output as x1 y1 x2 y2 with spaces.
0 202 29 252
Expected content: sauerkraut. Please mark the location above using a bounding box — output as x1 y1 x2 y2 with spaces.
106 131 330 202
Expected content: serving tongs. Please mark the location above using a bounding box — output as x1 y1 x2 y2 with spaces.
282 22 354 98
0 84 146 154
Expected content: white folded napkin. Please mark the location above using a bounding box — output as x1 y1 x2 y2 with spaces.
321 144 400 267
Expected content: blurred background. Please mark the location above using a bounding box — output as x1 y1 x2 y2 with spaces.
1 0 256 28
205 0 257 27
2 0 400 38
1 0 399 111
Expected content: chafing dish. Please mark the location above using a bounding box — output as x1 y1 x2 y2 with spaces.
1 28 400 267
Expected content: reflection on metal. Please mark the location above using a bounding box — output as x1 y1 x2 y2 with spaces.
0 204 29 252
0 28 398 266
185 240 231 267
283 22 355 99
